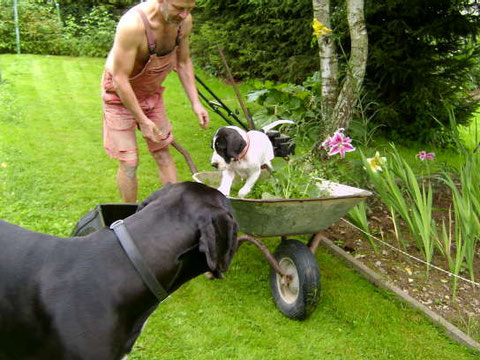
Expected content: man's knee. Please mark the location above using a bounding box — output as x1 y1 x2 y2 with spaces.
152 148 173 164
119 159 138 179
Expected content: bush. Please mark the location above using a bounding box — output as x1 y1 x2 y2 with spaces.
363 0 480 143
0 0 117 57
60 6 117 57
0 0 63 54
191 0 318 83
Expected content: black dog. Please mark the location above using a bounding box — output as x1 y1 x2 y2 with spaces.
0 182 238 360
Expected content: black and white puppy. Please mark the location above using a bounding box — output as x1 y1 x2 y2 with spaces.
211 120 294 198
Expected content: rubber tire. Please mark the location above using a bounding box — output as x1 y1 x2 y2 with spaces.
269 239 321 320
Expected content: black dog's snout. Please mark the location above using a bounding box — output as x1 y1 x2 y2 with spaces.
211 162 219 169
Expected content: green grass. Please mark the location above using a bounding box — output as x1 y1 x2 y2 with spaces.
459 110 480 150
0 54 478 359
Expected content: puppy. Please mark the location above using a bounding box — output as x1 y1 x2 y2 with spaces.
211 120 294 198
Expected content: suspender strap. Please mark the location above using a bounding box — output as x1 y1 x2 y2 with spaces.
110 219 169 302
175 25 183 46
136 8 156 54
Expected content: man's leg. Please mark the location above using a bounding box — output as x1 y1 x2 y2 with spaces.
117 156 138 203
151 147 177 184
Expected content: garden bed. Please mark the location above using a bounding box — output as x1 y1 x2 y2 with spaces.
324 183 480 343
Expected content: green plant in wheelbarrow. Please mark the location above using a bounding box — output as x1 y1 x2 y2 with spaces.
234 156 330 200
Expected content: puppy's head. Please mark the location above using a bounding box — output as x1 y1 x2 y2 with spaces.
211 127 247 170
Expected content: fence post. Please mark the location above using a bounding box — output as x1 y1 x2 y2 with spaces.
13 0 21 54
55 2 61 23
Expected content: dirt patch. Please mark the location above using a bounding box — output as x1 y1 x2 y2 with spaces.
324 183 480 342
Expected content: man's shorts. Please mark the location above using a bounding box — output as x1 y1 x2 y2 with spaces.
102 87 174 162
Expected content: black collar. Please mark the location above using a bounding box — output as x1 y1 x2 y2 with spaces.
110 220 169 303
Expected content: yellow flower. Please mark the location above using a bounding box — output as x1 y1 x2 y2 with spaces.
0 162 6 168
366 152 386 172
312 19 332 39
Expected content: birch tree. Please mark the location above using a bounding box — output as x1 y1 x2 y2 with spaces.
313 0 368 133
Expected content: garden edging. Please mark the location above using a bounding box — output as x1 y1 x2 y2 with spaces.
319 235 480 353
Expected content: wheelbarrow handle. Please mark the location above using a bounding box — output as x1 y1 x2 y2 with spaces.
171 141 198 175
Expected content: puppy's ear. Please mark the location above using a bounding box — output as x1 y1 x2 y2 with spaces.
198 209 239 277
136 183 174 212
224 131 246 161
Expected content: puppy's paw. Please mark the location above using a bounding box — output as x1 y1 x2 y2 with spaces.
238 187 250 198
204 271 224 280
217 186 230 197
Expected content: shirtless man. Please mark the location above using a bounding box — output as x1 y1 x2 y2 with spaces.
102 0 208 202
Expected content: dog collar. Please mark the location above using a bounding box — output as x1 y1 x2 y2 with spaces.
234 133 250 161
110 219 169 303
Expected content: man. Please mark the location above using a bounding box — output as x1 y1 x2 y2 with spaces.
102 0 209 202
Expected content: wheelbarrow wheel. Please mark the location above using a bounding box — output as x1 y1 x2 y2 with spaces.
269 239 321 320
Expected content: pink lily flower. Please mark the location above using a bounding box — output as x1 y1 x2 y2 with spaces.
322 128 356 158
417 151 435 161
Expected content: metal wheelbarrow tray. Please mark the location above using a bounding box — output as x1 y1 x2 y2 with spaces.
193 171 371 237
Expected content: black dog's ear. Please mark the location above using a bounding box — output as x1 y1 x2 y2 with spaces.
136 183 174 212
198 209 239 277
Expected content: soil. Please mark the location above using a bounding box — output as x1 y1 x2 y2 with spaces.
323 181 480 343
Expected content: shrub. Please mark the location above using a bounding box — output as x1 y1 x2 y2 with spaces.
191 0 318 83
0 0 117 57
60 6 117 57
0 0 63 55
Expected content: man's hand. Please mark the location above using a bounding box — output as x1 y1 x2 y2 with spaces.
193 103 209 129
138 119 165 143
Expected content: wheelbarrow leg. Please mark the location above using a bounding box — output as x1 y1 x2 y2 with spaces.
307 232 324 255
237 234 286 277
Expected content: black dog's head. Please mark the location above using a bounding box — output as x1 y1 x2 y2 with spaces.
211 127 247 169
137 182 239 284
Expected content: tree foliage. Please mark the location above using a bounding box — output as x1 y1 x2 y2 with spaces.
191 0 318 83
363 0 480 143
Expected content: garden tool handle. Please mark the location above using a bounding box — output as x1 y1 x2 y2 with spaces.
171 141 198 175
216 45 256 130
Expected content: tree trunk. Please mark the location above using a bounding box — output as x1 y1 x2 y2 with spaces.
331 0 368 131
313 0 338 124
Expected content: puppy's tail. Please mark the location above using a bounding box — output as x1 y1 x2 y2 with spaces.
261 119 295 133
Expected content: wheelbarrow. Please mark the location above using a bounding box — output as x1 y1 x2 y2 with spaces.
191 170 371 320
71 142 371 320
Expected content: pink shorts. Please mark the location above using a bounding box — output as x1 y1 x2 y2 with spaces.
102 87 174 162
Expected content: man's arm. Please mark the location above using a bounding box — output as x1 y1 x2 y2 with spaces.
176 16 209 129
110 12 164 142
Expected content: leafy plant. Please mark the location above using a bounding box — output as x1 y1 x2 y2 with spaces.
60 6 116 57
442 154 480 288
346 201 377 252
246 73 325 143
361 145 437 273
234 155 332 200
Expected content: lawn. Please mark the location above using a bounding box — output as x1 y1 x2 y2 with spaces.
460 110 480 150
0 54 478 359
